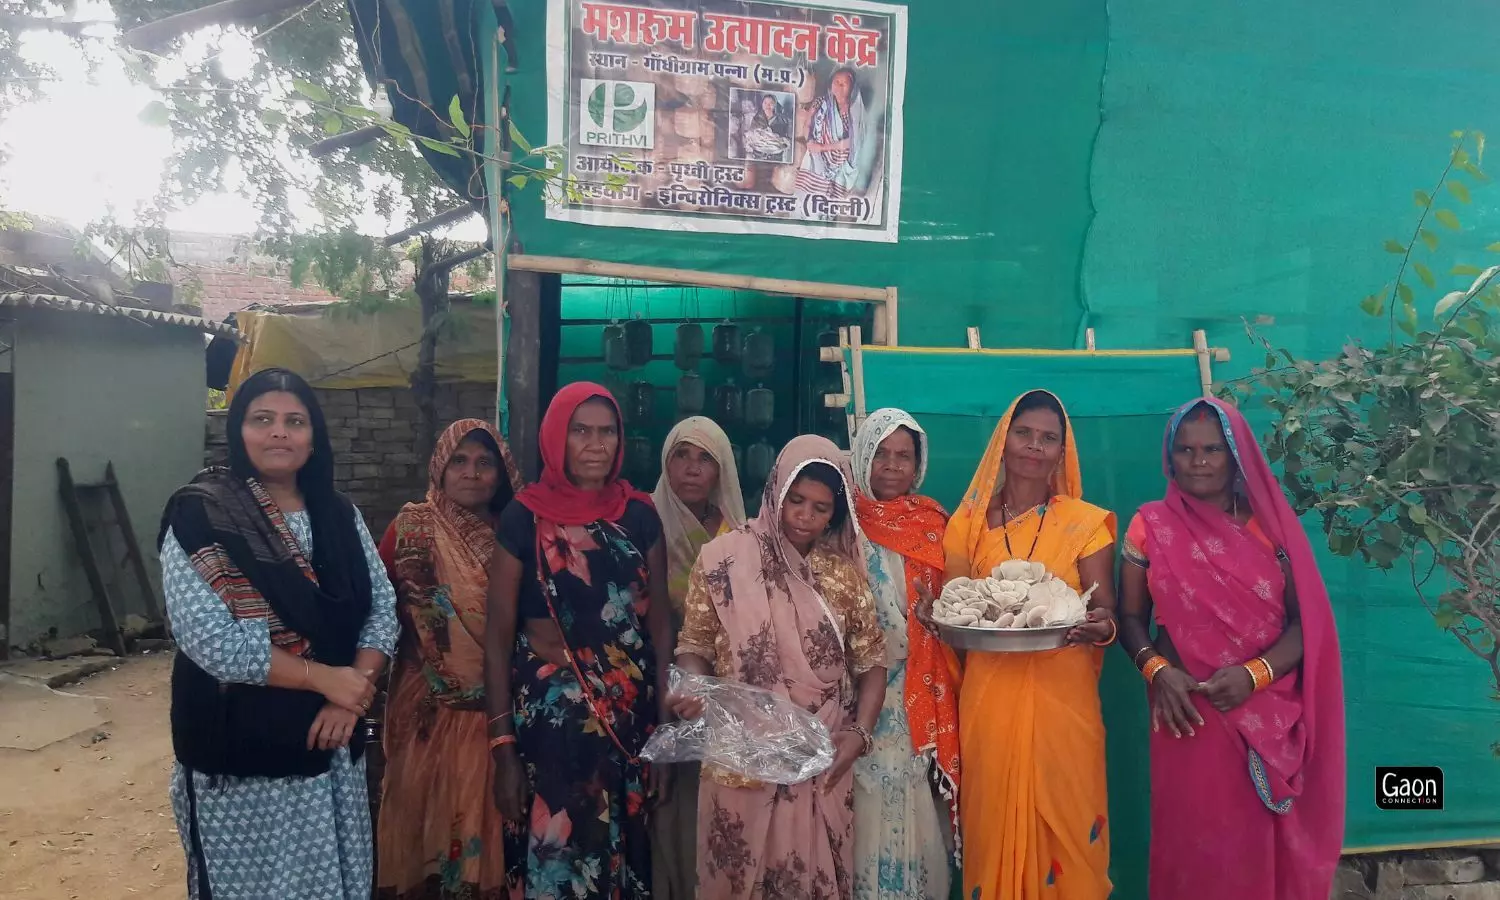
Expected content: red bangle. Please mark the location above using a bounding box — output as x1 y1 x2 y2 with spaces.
488 734 517 750
1092 616 1119 647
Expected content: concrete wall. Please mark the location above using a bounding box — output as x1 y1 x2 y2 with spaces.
205 383 498 538
7 308 207 648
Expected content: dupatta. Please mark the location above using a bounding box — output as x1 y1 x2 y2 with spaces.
691 436 864 731
389 418 521 702
1140 398 1345 868
650 416 746 611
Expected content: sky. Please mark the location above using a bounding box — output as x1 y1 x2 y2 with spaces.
0 1 483 242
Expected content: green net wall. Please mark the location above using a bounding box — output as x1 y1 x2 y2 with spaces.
855 344 1500 899
853 345 1206 898
1082 0 1500 861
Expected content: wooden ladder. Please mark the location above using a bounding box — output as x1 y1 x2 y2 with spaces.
56 459 162 656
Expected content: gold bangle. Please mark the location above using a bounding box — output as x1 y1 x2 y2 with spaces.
1141 655 1170 684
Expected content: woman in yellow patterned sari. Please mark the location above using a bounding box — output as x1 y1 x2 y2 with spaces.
937 390 1118 899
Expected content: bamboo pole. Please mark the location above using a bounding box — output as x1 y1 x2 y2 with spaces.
849 326 868 428
507 254 889 304
1193 329 1214 397
883 286 899 346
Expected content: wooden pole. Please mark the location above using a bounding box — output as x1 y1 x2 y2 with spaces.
506 270 543 480
883 286 899 346
122 0 309 48
56 459 127 656
849 326 868 430
1193 329 1214 397
507 254 889 304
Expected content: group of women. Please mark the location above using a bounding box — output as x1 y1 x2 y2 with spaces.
161 366 1346 900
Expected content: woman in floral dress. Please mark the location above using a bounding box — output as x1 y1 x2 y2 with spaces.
671 435 887 899
484 383 672 898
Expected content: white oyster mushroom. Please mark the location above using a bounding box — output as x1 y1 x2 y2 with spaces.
1043 587 1087 627
993 560 1037 582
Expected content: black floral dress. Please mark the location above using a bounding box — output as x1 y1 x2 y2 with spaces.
497 499 661 899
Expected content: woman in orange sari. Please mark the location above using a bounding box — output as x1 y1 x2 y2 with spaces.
376 419 521 898
936 390 1119 899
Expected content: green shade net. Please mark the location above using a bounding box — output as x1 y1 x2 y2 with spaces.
851 344 1206 898
858 345 1500 899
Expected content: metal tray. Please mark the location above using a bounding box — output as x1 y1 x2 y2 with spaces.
936 622 1071 653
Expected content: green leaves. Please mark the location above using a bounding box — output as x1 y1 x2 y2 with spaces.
509 122 533 154
1435 209 1462 231
1449 181 1473 204
417 136 462 158
1414 190 1432 208
1384 239 1408 254
448 95 471 139
1436 291 1465 319
1414 262 1436 288
1361 293 1385 317
1421 230 1441 251
292 79 331 105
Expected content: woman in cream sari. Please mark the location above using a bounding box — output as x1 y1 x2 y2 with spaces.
850 409 958 899
649 416 746 899
936 390 1118 899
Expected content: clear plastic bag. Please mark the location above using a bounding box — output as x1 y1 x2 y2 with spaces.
641 666 834 784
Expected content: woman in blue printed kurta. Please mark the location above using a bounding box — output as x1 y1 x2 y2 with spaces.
160 368 398 900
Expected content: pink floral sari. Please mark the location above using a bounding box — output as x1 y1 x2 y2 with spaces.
680 436 885 899
1137 398 1345 900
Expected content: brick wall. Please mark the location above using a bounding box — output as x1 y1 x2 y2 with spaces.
204 383 498 536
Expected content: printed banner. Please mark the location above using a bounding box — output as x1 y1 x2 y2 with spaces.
544 0 907 242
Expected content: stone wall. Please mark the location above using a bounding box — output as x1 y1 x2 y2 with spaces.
204 383 497 536
1334 849 1500 899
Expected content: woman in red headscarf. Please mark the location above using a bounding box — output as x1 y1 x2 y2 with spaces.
482 384 672 899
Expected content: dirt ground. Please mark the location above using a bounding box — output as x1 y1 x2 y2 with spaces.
0 655 185 899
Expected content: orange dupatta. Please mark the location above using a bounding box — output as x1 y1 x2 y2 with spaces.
854 491 959 794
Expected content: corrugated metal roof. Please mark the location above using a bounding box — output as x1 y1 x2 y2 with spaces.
0 292 239 338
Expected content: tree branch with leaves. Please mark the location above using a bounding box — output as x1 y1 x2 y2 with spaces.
1233 131 1500 755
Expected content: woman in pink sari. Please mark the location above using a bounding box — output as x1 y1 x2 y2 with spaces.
671 435 888 898
1118 397 1345 900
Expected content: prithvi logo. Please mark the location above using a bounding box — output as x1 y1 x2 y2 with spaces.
579 79 655 150
1376 767 1444 810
